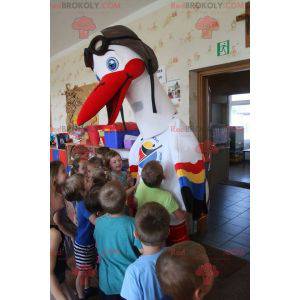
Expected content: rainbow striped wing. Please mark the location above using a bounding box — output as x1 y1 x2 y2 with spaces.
175 160 206 201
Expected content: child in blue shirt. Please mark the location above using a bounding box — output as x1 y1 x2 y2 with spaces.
93 181 142 299
64 174 98 300
121 202 170 300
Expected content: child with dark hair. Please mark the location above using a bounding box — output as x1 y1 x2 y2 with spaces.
50 160 76 240
86 156 105 179
105 150 127 185
63 174 97 300
93 181 142 299
156 241 215 300
50 224 74 300
95 146 110 164
85 180 107 215
135 160 188 245
84 167 110 193
121 202 170 300
105 150 136 216
50 162 75 300
71 158 87 176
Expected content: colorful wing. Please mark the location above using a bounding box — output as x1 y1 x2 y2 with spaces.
169 118 207 220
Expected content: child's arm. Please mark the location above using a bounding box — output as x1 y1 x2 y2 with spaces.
125 185 136 197
50 229 67 300
53 210 76 242
88 214 97 226
173 209 187 222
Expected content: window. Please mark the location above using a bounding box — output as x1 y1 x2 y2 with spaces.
229 93 250 141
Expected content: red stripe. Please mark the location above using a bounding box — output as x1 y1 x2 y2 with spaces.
59 150 67 167
129 165 138 172
50 149 53 162
175 160 204 173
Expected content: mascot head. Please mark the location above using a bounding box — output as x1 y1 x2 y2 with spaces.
77 25 159 126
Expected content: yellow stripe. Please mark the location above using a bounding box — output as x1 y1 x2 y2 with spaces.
176 169 205 184
131 172 138 178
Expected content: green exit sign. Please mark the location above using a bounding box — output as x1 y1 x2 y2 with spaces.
217 40 230 56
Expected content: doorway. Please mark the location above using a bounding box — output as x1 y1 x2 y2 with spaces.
189 60 250 261
228 93 250 186
190 59 250 193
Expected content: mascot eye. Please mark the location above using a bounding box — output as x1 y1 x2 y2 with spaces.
106 57 119 71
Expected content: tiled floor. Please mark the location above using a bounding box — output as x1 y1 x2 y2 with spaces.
192 184 250 261
229 161 250 183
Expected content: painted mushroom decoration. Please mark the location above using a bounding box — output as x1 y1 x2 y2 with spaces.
195 16 219 39
72 16 96 39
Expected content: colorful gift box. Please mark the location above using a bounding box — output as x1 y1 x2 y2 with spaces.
104 122 139 149
50 148 68 167
124 134 138 149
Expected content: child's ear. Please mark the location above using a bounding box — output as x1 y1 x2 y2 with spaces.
133 230 139 239
193 287 203 300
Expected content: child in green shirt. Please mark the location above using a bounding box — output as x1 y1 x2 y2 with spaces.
134 160 189 244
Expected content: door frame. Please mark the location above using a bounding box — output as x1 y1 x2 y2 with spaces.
196 59 250 141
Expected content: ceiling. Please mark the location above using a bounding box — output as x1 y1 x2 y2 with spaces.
51 0 157 56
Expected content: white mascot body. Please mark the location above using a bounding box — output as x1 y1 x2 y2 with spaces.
77 26 208 238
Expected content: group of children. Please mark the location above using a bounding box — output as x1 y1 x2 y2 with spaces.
50 148 215 300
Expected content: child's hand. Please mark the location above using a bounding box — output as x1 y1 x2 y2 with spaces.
70 234 75 244
127 172 134 187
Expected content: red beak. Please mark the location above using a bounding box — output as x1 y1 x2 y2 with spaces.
77 58 145 126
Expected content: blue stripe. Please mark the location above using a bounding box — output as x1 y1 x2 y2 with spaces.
178 177 205 200
52 149 60 161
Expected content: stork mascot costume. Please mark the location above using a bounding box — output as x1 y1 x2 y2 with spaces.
77 26 208 241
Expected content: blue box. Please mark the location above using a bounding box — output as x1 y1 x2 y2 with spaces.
104 130 139 149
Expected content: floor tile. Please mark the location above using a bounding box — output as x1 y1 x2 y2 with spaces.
231 232 250 247
216 223 246 236
243 253 250 261
213 208 242 219
234 200 250 209
226 204 248 214
202 230 234 246
207 218 230 227
227 216 249 229
238 209 250 220
220 241 249 258
205 184 250 259
242 227 250 235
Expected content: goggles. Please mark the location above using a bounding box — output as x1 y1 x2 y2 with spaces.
84 35 141 69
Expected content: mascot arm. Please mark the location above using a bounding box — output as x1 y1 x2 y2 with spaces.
169 119 207 220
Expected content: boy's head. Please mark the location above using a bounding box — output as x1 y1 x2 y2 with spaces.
99 180 125 214
50 160 67 190
156 241 214 300
85 181 106 214
63 174 85 202
135 202 170 247
141 160 164 188
84 167 109 192
87 156 104 178
95 146 110 160
78 159 87 175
